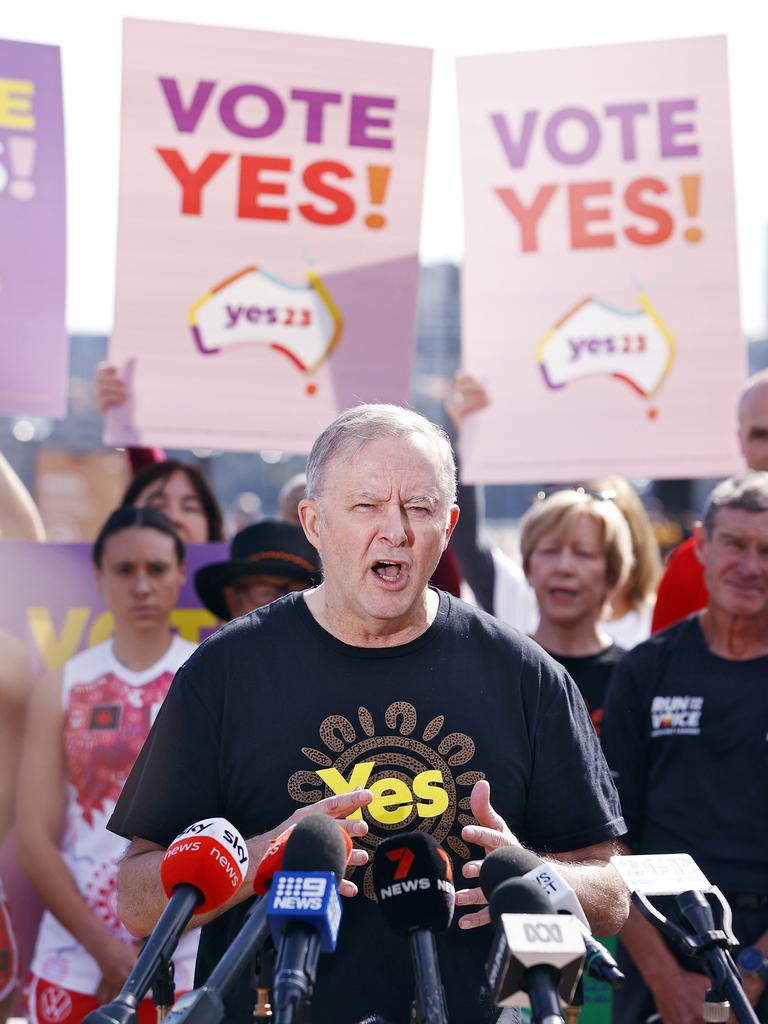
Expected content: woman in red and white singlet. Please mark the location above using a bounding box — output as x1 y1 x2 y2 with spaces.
17 507 199 1024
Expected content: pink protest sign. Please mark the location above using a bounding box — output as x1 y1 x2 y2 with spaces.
0 39 67 417
107 19 432 452
457 36 744 483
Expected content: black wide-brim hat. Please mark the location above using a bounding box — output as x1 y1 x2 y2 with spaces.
195 518 321 621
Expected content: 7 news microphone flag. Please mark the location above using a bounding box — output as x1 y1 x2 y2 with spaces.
83 818 249 1024
372 832 454 1024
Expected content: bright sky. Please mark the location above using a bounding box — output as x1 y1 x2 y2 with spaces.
3 0 767 337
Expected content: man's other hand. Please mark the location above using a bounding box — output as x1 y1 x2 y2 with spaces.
455 780 520 929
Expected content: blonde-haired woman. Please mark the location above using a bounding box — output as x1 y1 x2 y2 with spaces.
520 489 634 733
587 476 662 648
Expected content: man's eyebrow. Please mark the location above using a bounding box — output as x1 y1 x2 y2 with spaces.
405 494 438 506
347 490 385 501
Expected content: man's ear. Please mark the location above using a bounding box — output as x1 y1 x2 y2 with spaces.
298 498 322 552
693 521 707 565
444 505 460 549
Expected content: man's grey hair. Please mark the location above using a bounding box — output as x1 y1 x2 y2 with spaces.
702 472 768 535
305 404 457 508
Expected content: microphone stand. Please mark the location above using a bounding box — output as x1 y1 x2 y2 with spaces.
83 885 200 1024
631 889 759 1024
252 940 276 1021
151 954 175 1022
407 930 448 1024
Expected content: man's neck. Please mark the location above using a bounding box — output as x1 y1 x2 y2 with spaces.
699 606 768 660
304 585 439 648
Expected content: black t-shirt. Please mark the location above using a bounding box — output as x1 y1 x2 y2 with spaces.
601 615 768 895
544 644 625 736
110 590 625 1024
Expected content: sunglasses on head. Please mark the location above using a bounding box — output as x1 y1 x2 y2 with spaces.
535 485 617 503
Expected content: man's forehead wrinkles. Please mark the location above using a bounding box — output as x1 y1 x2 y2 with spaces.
348 489 389 500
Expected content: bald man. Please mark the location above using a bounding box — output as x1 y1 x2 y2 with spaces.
652 369 768 632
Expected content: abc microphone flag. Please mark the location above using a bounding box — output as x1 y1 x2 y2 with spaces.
486 878 584 1015
480 846 624 989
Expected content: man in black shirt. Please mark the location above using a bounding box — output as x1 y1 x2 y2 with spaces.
110 404 628 1024
602 472 768 1024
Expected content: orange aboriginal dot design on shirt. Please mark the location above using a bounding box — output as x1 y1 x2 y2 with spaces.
287 702 485 899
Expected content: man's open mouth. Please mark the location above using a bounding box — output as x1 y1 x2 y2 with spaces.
372 560 405 580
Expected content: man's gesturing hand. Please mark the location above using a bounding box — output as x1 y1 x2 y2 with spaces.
248 789 373 898
455 780 520 929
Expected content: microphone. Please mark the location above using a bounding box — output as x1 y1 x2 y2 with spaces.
372 832 454 1024
612 854 762 1024
486 878 584 1022
268 815 352 1024
163 820 300 1024
253 824 296 896
480 847 624 988
83 818 249 1024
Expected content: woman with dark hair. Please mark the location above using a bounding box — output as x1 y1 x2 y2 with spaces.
17 507 198 1024
96 365 224 544
121 459 224 543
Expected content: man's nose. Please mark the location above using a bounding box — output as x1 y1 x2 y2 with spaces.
739 546 761 575
379 503 408 545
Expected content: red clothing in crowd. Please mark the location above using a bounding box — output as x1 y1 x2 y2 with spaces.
651 538 708 633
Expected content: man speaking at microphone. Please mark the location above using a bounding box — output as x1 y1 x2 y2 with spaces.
110 405 629 1024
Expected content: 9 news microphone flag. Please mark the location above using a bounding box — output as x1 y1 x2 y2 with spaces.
268 815 352 1024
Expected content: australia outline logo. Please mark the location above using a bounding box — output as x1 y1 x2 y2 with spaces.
188 265 343 395
535 290 675 416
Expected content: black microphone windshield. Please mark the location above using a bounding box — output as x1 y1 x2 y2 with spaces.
372 832 455 935
480 846 542 900
281 814 349 882
489 877 553 926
